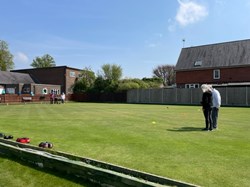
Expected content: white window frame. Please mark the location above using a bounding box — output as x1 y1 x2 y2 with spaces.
194 60 202 67
69 71 76 77
185 84 199 89
213 69 220 79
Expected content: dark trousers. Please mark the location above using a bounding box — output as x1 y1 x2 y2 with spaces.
203 108 212 129
212 107 219 129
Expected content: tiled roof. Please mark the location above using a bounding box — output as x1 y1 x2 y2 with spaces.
175 39 250 71
0 71 34 84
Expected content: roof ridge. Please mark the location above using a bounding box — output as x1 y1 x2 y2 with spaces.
183 38 250 49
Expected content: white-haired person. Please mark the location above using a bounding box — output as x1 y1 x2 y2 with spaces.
200 84 213 131
208 85 221 130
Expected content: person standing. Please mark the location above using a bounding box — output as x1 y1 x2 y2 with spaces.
200 84 213 131
61 92 65 104
209 85 221 130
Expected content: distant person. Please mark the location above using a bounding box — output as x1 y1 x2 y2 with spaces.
200 84 213 131
209 85 221 130
50 91 55 104
61 92 65 104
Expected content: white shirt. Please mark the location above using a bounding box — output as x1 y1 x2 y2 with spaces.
61 94 65 100
212 88 221 108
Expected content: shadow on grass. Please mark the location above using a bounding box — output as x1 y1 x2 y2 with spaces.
167 127 203 132
0 154 98 187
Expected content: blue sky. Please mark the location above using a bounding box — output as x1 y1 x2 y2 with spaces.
1 0 250 78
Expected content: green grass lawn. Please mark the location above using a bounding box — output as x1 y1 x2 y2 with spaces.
0 103 249 187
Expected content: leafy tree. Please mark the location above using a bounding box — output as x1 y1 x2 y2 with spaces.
117 81 140 91
73 67 96 93
73 79 88 93
31 54 56 68
99 64 122 82
79 67 96 88
131 79 150 88
152 65 176 86
92 76 112 93
142 77 163 88
117 78 162 91
91 64 122 93
0 40 14 71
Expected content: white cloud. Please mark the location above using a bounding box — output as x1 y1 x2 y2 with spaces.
14 52 29 63
14 52 29 68
175 0 208 27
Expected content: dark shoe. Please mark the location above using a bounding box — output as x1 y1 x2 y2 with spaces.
4 135 13 139
202 128 209 131
209 129 213 131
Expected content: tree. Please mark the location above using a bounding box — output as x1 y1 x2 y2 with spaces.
79 67 96 88
73 67 96 93
99 64 122 82
117 78 162 91
92 76 113 93
152 65 176 86
31 54 56 68
0 40 14 71
92 64 122 93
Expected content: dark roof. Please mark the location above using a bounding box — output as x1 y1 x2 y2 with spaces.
175 39 250 71
0 71 34 84
11 65 82 72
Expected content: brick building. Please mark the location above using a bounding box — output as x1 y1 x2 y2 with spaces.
12 66 81 94
0 71 60 95
175 39 250 88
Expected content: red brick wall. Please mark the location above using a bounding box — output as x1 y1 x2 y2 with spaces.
0 94 52 103
33 84 61 95
12 66 81 94
176 66 250 87
65 69 81 94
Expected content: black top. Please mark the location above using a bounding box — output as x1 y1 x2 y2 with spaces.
201 92 212 109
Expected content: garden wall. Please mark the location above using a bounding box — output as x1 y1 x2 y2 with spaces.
0 94 51 104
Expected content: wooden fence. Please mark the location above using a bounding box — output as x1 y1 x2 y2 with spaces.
127 87 250 107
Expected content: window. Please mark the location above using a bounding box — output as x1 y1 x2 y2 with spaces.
70 71 76 77
213 69 220 79
194 60 202 67
185 84 199 89
23 87 30 93
6 88 15 94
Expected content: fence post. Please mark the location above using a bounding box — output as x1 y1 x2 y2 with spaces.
246 86 248 106
137 89 139 103
190 89 193 104
175 88 178 103
149 89 151 103
226 87 228 105
162 88 164 104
